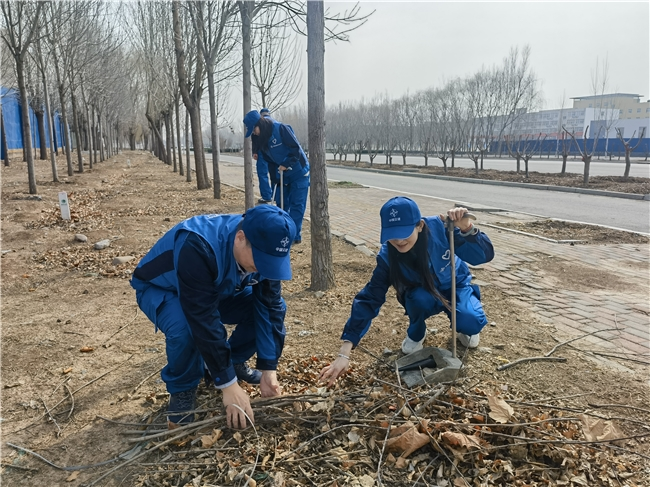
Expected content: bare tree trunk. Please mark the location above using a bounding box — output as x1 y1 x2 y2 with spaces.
164 111 172 166
99 113 105 162
582 155 591 185
70 91 84 173
623 147 632 178
1 106 9 167
82 90 93 170
206 65 221 198
16 59 37 193
171 110 177 172
307 0 334 290
34 108 47 160
91 105 98 166
561 154 567 174
185 109 192 182
172 1 209 190
239 0 254 209
49 103 58 155
176 95 184 177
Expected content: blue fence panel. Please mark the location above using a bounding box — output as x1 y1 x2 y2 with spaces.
1 86 65 159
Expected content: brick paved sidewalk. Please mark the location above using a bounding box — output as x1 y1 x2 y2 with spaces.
218 162 650 363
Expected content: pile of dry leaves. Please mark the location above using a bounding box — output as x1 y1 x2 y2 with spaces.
45 357 648 487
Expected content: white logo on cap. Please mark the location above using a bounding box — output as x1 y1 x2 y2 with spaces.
281 237 289 247
388 207 401 222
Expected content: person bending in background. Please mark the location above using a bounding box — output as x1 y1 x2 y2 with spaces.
245 109 309 244
254 108 274 204
319 196 495 386
131 205 296 429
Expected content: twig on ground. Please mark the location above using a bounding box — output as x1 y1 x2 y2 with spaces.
39 396 62 437
5 443 124 472
132 365 164 394
10 355 134 434
0 462 39 471
545 327 620 357
496 356 567 371
102 308 139 346
497 327 620 371
587 403 650 415
64 383 75 421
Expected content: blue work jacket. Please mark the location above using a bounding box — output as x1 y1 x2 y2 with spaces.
260 121 309 184
341 216 494 345
130 214 285 379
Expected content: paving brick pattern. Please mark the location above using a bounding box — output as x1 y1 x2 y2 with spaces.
219 163 650 359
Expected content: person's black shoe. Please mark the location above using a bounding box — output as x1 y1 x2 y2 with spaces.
233 362 262 384
257 198 272 205
167 387 197 426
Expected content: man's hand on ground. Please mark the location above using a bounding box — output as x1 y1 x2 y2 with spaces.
222 382 254 429
260 370 281 397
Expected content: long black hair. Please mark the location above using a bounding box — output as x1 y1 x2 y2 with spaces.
387 221 451 310
254 116 274 151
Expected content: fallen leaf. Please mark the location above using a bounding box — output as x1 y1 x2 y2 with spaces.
358 474 375 487
579 414 624 445
569 474 589 486
348 428 361 444
441 431 483 450
66 471 79 482
395 456 408 469
487 394 514 423
3 380 24 389
62 367 73 374
384 424 430 457
79 346 94 353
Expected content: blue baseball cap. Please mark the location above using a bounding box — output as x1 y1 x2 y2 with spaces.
243 110 261 138
242 205 296 280
380 197 422 243
260 108 270 115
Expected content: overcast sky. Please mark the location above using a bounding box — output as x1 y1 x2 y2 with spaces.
307 1 649 111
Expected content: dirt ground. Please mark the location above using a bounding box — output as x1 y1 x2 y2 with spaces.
1 152 649 486
330 159 650 195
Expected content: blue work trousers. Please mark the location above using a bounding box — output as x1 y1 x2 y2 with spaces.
137 285 260 394
275 175 309 242
256 157 273 201
404 285 487 341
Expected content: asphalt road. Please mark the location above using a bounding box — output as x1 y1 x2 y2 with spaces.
217 154 650 234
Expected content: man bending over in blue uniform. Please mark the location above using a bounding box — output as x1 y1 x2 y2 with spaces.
131 205 296 429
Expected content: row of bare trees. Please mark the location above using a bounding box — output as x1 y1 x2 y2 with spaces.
1 1 134 193
325 46 540 175
1 0 370 290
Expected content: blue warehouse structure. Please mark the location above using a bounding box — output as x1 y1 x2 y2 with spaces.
1 86 65 160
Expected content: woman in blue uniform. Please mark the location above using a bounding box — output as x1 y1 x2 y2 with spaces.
319 196 495 386
245 110 309 244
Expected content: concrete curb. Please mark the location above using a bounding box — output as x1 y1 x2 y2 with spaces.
328 164 650 201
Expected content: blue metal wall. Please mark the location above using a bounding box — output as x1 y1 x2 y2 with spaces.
1 86 65 159
489 137 650 157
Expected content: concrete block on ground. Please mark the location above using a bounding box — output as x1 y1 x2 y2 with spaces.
356 245 375 257
344 235 366 247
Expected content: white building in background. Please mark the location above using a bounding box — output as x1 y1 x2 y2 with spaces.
505 107 620 139
571 93 650 121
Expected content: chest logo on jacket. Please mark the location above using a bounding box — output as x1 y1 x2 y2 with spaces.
442 250 450 260
270 138 281 149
